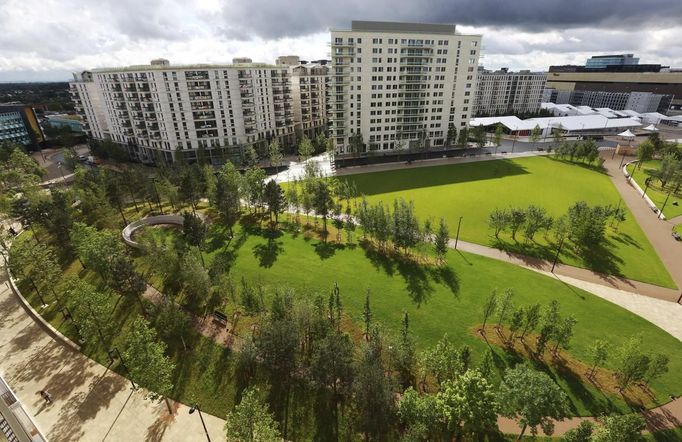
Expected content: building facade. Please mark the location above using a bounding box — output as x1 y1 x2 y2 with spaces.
585 54 639 69
289 64 329 139
543 88 673 113
474 68 546 116
70 59 297 164
329 21 482 153
0 104 45 148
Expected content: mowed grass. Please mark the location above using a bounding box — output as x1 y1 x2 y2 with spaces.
338 156 675 288
161 219 682 417
627 160 682 220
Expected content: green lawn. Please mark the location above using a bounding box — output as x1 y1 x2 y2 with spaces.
145 220 682 418
627 160 682 220
338 156 675 288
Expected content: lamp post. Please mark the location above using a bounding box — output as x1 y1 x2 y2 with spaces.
109 347 137 390
658 188 673 219
551 235 566 273
189 404 211 442
454 216 463 249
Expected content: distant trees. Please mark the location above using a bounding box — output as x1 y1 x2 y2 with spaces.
297 136 315 160
556 139 600 164
488 205 553 242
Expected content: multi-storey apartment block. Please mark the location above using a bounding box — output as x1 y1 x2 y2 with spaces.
329 21 482 153
70 58 297 164
474 68 547 116
290 64 329 139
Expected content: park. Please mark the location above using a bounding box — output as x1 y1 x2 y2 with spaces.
2 139 682 440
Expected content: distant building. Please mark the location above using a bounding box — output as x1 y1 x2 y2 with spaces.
330 20 482 153
0 103 45 148
276 55 301 66
542 88 672 113
585 53 639 69
546 63 682 109
289 64 329 139
44 114 84 132
474 67 546 115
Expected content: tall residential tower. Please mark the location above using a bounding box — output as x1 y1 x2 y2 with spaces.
329 21 482 153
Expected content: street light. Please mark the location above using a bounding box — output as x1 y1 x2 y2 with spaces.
551 235 566 273
189 404 211 442
658 188 673 219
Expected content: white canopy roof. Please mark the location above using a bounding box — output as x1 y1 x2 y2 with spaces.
618 130 636 137
643 124 659 131
469 116 536 131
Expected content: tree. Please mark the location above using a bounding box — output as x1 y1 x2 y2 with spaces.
655 152 682 188
390 312 417 388
421 334 463 385
472 125 487 148
268 139 283 172
437 369 499 439
224 387 282 442
446 123 458 147
645 353 669 385
182 210 206 266
562 420 594 442
493 123 504 154
311 180 334 235
552 125 565 149
508 207 526 241
243 167 266 213
508 307 524 343
587 339 610 379
614 335 650 392
263 180 286 225
489 208 509 239
297 136 314 160
552 315 577 357
349 131 364 155
66 278 112 346
520 303 541 340
456 127 469 147
592 414 646 442
214 162 242 238
243 144 258 168
496 288 514 330
636 139 655 169
566 201 609 248
523 205 550 242
498 364 569 439
124 317 175 413
530 124 542 150
362 290 372 338
434 218 449 264
398 387 441 441
391 199 421 253
480 290 498 331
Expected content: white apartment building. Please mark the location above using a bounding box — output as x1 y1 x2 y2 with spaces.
474 68 547 116
70 58 296 164
329 21 482 153
290 64 329 139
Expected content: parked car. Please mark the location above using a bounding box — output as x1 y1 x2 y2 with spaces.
78 155 87 162
673 231 681 241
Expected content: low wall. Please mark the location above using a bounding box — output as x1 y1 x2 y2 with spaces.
622 160 666 220
122 214 185 248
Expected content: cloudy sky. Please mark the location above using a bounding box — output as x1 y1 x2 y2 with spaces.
2 0 682 82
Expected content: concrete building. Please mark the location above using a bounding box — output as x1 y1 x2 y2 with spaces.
0 103 45 148
276 55 301 66
43 114 84 132
542 88 672 113
329 20 482 153
289 63 329 139
474 67 546 116
585 54 639 69
546 64 682 109
70 59 297 164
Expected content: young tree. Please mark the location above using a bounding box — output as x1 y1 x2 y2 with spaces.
182 210 206 266
592 414 646 442
421 334 461 385
614 335 650 392
473 125 487 148
243 167 266 213
124 317 175 413
263 180 286 225
493 123 504 154
523 205 550 242
268 139 283 172
496 288 514 330
224 387 282 442
520 303 541 340
529 124 542 150
587 339 610 379
348 131 364 155
457 127 469 147
552 315 577 357
636 139 655 169
552 125 565 149
398 388 441 441
65 278 112 346
480 290 498 332
390 312 417 388
437 369 499 439
391 198 421 254
297 136 314 160
508 207 526 241
362 290 372 339
489 208 510 239
214 162 242 238
446 123 458 147
644 353 669 386
311 180 334 235
434 218 449 264
498 364 569 439
562 420 594 442
243 144 259 168
508 307 525 343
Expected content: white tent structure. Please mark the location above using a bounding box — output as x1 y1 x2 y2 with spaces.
643 124 659 131
618 129 635 138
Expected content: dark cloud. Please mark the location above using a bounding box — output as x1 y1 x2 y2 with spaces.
219 0 682 39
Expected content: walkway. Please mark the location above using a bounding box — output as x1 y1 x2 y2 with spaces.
0 271 227 442
601 152 682 290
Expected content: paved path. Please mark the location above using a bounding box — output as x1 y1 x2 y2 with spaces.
0 271 227 442
601 152 682 291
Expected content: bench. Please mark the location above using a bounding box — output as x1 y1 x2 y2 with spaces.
212 310 228 327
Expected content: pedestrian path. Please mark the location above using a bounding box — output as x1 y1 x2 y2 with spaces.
0 271 227 442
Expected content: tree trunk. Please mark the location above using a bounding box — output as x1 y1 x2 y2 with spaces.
164 396 173 414
516 423 527 441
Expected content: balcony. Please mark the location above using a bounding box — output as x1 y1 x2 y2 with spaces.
242 100 255 108
193 112 215 120
186 73 209 80
189 92 212 101
240 91 253 99
238 72 252 79
140 94 153 102
331 41 355 47
188 83 211 91
195 122 217 130
191 102 212 110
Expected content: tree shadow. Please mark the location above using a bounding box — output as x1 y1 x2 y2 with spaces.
313 241 343 260
253 237 284 268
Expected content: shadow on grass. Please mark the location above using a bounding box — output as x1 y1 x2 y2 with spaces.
253 236 284 268
547 156 607 175
362 242 460 306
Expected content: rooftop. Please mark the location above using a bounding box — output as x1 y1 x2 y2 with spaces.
88 59 283 74
350 20 457 34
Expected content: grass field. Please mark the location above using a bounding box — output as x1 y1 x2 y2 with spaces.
338 156 675 288
141 219 682 418
627 160 682 220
